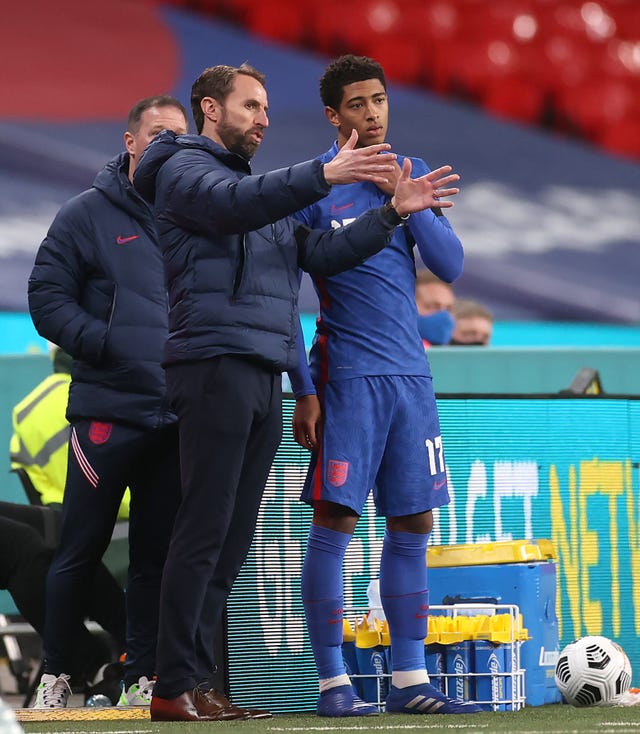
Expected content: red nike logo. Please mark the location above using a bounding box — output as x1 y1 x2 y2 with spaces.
433 478 447 491
330 202 354 213
116 235 139 244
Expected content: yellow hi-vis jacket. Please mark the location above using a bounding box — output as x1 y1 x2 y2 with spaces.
9 373 130 519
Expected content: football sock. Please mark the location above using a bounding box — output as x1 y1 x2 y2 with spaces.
380 528 430 686
302 524 352 685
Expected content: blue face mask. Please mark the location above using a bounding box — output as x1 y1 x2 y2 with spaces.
417 310 455 345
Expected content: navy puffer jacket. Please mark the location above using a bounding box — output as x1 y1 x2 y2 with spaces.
134 131 400 372
28 153 175 430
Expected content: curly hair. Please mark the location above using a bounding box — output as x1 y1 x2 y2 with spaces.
319 54 386 109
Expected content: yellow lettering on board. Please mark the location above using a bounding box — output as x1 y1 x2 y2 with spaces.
550 464 581 639
581 459 623 636
578 460 602 634
624 460 640 635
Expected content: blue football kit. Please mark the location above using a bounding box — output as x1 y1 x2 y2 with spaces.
294 142 464 517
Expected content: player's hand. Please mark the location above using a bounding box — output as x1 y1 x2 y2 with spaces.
376 156 403 197
293 394 322 450
323 129 396 186
392 160 460 216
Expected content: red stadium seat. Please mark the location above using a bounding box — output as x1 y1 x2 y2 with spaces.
481 73 547 124
599 115 640 160
554 76 639 141
361 33 427 86
241 0 307 45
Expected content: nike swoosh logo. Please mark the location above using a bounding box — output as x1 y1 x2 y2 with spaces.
433 478 447 491
328 619 342 624
116 235 139 244
330 202 354 213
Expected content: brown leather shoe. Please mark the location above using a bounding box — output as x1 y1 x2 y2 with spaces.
198 688 272 719
193 688 253 720
150 688 250 721
151 691 211 721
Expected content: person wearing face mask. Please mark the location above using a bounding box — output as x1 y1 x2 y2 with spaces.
415 270 456 347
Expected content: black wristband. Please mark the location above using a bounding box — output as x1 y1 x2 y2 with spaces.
382 201 410 225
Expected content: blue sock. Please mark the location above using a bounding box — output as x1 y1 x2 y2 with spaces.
302 525 352 680
380 529 430 672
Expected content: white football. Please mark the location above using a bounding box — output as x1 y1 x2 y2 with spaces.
554 635 632 707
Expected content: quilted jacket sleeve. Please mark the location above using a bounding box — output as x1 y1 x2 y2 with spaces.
158 150 332 236
28 200 109 364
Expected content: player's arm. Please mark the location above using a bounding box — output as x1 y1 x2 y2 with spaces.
403 157 464 283
288 285 322 450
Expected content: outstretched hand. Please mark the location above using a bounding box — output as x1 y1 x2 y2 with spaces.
323 129 397 186
392 159 460 217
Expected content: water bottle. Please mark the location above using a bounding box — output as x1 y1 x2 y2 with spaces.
0 697 24 734
366 579 386 622
85 694 113 707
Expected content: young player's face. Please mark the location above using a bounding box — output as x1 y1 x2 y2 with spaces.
217 73 269 160
125 105 188 173
327 78 388 148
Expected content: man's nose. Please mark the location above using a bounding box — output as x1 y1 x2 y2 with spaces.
257 109 269 127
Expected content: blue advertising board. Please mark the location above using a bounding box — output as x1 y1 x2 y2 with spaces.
225 396 640 712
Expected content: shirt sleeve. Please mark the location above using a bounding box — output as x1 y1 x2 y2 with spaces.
405 157 464 283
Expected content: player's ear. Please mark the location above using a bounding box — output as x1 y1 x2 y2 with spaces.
325 106 340 129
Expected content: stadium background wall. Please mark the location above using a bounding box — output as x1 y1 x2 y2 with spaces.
226 395 640 712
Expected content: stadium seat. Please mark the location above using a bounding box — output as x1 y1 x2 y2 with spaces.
598 116 640 160
555 76 638 141
359 33 426 86
241 0 307 45
481 73 547 125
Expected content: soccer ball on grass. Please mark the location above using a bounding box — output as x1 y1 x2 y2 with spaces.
554 635 632 707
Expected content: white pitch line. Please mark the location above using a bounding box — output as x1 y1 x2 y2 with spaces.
37 732 157 734
269 725 491 731
602 724 640 728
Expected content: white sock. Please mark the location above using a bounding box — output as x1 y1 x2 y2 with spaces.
392 670 430 689
319 674 352 693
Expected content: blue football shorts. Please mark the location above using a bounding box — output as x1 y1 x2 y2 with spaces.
301 375 450 517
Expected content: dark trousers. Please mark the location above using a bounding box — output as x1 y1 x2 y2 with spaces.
154 356 282 698
43 422 181 686
0 503 125 683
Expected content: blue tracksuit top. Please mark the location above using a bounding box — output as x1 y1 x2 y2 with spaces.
294 142 464 385
28 153 175 430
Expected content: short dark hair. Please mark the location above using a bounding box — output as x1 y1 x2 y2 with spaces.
319 54 387 110
190 63 266 133
452 299 494 322
127 95 187 134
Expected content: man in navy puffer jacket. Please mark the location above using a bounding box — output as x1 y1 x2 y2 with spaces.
133 63 458 722
28 96 188 709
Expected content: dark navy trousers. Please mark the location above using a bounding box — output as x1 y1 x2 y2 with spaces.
43 421 181 686
154 355 282 699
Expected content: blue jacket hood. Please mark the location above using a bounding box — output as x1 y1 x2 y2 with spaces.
134 130 251 204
